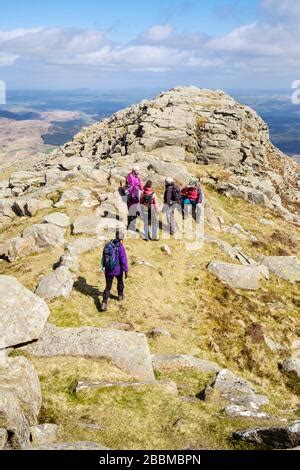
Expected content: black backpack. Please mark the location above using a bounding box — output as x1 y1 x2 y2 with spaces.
102 240 120 271
171 185 181 203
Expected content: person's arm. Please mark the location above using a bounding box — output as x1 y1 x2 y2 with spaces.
138 176 143 190
119 244 128 273
126 174 132 186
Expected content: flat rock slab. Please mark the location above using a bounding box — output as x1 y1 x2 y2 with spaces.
0 275 50 349
75 380 178 395
233 423 300 449
152 354 221 373
208 261 262 290
260 256 300 283
27 441 110 450
35 267 74 301
43 213 71 228
21 323 155 381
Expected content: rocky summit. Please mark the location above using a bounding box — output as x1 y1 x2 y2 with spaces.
0 86 299 450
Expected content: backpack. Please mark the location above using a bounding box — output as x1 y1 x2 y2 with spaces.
171 185 181 203
102 240 120 271
143 192 154 206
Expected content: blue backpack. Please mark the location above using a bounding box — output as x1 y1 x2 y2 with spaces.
102 240 120 271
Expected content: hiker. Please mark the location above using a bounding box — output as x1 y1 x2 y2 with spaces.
126 166 143 231
163 177 181 235
181 178 203 223
140 180 160 241
100 231 128 312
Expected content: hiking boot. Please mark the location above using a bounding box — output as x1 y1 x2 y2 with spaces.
118 294 124 302
100 302 108 312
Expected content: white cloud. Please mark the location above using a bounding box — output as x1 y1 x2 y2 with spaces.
139 25 174 43
0 0 300 83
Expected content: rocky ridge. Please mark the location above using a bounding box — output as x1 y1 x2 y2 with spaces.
0 86 299 450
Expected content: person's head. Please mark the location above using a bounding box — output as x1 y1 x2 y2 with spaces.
165 177 174 186
132 166 140 175
145 180 152 189
188 178 198 188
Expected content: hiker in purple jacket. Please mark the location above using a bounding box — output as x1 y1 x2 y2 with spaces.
100 232 128 312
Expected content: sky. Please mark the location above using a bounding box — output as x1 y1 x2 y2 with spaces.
0 0 299 90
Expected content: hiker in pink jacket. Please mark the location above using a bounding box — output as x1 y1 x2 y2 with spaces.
126 166 143 231
126 166 143 199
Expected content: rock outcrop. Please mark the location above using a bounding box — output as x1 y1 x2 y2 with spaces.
35 267 74 301
0 389 30 448
202 369 269 412
233 422 300 449
0 357 42 425
0 275 49 348
260 256 300 283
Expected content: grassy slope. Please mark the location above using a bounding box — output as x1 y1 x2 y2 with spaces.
2 162 300 449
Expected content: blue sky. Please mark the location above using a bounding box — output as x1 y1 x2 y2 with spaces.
1 1 259 37
0 0 299 90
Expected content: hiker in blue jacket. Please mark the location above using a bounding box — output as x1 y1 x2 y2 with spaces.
100 231 128 312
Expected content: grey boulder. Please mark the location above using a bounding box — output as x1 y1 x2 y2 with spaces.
0 356 41 425
22 223 65 249
0 389 30 449
35 267 74 301
0 275 49 348
203 369 269 409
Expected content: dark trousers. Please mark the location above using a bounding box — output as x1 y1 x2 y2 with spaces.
103 274 124 303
